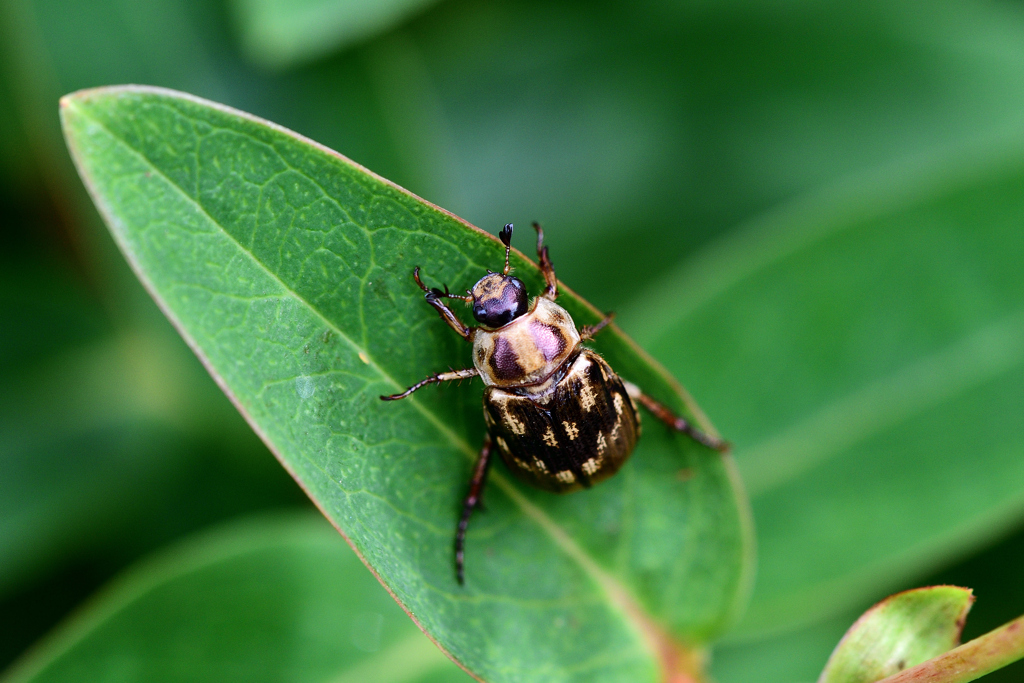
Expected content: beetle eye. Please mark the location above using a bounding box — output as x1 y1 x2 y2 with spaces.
471 276 528 327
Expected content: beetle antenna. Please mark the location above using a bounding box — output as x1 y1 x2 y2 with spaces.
441 284 472 302
499 223 513 275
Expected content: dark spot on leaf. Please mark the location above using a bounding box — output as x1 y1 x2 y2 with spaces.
370 278 392 302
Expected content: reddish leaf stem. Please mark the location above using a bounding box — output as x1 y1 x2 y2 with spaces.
876 614 1024 683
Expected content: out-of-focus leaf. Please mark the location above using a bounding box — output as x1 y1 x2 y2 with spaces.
711 609 863 683
0 266 106 376
1 513 468 683
0 264 303 603
626 135 1024 638
0 319 298 598
0 268 171 594
230 0 444 68
60 86 751 682
711 503 1024 683
0 70 32 188
14 0 1024 310
408 0 1024 306
819 586 973 683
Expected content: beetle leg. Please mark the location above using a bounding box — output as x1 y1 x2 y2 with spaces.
532 222 558 300
456 434 494 585
622 381 731 453
579 312 615 342
413 267 474 340
380 367 479 401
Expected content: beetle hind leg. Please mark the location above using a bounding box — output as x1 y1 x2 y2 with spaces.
622 381 730 453
455 435 495 585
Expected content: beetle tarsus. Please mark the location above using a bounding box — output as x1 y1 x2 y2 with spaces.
533 221 558 300
413 266 429 292
579 312 615 341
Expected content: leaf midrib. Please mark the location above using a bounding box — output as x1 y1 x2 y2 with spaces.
67 96 674 672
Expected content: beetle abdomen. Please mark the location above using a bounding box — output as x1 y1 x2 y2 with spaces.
483 350 639 493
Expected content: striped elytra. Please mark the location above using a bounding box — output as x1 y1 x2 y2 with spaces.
483 349 640 492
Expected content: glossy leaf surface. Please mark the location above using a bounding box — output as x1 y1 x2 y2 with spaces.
628 138 1024 637
819 586 973 683
3 514 467 683
60 86 751 682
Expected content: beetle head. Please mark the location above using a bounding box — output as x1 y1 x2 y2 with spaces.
470 223 529 327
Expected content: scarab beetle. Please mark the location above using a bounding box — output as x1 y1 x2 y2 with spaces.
382 223 728 583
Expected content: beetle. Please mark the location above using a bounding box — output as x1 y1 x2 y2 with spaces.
382 223 728 583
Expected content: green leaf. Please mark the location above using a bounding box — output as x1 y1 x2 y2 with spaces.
2 513 468 683
819 586 973 683
230 0 443 68
627 135 1024 638
59 85 751 682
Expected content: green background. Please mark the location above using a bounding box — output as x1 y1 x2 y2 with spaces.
2 0 1024 681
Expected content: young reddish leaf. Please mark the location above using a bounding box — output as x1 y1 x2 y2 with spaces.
819 586 973 683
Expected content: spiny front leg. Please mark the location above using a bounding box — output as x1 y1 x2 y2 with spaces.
622 381 731 453
413 267 474 340
456 434 494 585
532 222 558 300
380 367 479 401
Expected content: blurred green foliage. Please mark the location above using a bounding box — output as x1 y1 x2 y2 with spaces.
4 514 467 683
631 141 1024 641
231 0 444 67
2 0 1024 680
